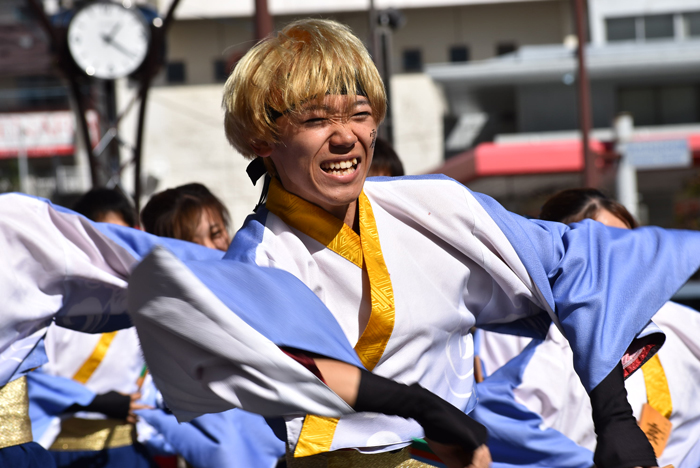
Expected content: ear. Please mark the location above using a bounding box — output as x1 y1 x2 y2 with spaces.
251 141 273 158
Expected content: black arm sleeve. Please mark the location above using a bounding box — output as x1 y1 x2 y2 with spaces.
353 369 487 452
590 363 657 468
67 391 131 420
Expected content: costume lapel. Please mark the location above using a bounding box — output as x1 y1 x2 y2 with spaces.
266 180 396 457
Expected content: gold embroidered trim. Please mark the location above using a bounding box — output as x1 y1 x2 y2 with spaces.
354 191 395 372
294 415 339 458
72 331 118 384
0 376 33 449
267 181 396 457
267 181 397 457
266 178 363 268
288 446 432 467
50 418 135 451
641 354 672 419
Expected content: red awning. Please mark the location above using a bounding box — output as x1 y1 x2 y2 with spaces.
431 135 700 184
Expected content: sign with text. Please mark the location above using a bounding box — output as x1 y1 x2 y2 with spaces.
0 111 98 159
625 139 691 170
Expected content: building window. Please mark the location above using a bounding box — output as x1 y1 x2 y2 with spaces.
403 49 422 72
214 60 229 82
449 45 470 63
495 42 517 56
166 62 186 84
606 17 636 42
684 12 700 37
644 14 674 40
618 86 699 126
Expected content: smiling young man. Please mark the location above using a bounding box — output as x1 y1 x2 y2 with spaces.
2 16 700 468
214 18 699 468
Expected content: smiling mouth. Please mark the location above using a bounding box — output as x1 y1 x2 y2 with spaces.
320 157 358 176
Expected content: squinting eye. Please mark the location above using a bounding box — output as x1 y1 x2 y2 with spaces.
303 117 326 125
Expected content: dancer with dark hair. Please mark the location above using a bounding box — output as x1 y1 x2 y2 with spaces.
141 183 230 251
73 187 137 228
473 188 700 468
3 18 700 468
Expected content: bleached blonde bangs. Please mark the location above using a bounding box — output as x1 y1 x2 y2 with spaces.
223 19 387 159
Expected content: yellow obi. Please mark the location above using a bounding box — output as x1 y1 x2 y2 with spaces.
0 376 33 449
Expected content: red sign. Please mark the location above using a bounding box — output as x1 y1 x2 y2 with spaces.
0 111 99 159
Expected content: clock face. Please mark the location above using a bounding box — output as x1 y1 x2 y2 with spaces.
68 2 150 80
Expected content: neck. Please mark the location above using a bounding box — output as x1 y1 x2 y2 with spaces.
326 200 359 233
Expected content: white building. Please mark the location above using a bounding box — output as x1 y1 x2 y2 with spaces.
426 0 700 225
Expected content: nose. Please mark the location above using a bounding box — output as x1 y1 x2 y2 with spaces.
329 122 358 152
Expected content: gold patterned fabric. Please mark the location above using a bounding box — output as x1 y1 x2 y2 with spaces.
266 180 397 458
287 446 434 468
0 376 33 449
50 418 135 451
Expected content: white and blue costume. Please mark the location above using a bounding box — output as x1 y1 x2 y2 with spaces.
472 300 700 468
2 175 700 460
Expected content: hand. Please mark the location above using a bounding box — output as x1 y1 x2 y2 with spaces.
126 392 152 424
426 440 491 468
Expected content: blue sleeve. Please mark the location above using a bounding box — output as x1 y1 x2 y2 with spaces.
470 341 594 468
136 408 284 468
472 190 700 392
26 371 96 441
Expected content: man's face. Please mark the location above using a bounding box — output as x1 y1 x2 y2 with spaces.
262 95 377 219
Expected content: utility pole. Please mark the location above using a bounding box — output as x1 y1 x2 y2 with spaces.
255 0 273 40
573 0 596 188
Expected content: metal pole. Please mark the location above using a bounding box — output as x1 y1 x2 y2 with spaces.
68 77 100 187
368 0 377 58
573 0 596 188
18 125 29 194
133 0 181 215
254 0 273 41
26 0 99 187
614 113 638 219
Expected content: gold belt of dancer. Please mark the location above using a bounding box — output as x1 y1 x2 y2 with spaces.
50 418 135 451
0 376 33 449
287 446 435 468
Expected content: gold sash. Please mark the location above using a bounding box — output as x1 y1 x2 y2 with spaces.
286 446 432 468
50 418 135 451
0 376 33 449
267 179 396 457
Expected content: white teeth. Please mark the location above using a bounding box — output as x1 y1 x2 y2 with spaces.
322 159 358 174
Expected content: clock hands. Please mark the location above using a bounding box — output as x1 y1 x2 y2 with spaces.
101 27 137 59
103 22 124 43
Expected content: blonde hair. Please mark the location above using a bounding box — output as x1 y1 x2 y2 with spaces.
222 19 387 159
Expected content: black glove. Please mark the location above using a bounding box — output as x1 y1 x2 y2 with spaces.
353 369 487 452
590 363 657 468
67 391 131 420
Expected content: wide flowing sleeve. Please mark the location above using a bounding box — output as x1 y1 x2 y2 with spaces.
136 408 285 468
471 189 700 392
128 247 362 422
471 339 594 468
0 193 221 385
